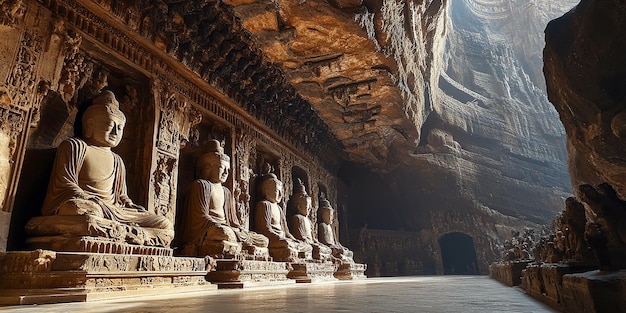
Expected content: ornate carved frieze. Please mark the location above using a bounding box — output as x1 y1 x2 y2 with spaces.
0 0 27 26
38 0 158 72
151 154 177 221
36 0 341 173
0 250 55 273
234 131 256 230
0 105 26 161
5 29 43 109
0 97 27 212
155 82 202 155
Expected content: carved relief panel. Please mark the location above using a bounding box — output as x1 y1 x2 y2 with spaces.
1 27 44 214
150 80 202 222
233 130 256 230
0 4 50 251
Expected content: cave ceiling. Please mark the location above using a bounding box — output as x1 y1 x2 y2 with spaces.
223 0 443 170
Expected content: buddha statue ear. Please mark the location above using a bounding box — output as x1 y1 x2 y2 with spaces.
83 117 95 138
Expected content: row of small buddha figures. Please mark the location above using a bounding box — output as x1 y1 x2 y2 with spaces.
30 90 354 263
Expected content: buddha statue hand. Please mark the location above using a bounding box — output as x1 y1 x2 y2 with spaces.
124 202 147 212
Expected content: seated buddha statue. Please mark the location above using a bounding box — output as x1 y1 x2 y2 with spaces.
254 166 312 261
317 197 354 263
180 140 269 258
288 179 331 260
36 90 172 247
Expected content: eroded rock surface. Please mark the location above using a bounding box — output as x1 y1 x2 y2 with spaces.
544 0 626 199
228 0 447 167
417 0 577 223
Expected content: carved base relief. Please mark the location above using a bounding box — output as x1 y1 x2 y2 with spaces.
287 261 338 283
238 259 292 284
0 250 213 305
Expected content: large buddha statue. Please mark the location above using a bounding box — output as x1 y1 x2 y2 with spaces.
254 167 312 261
180 140 269 257
288 180 331 260
318 197 354 263
38 90 173 247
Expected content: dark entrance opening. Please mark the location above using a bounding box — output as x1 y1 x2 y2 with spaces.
439 232 479 275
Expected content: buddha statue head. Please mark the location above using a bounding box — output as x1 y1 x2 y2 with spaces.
196 139 230 183
291 179 311 216
318 197 333 225
259 164 283 204
81 90 126 148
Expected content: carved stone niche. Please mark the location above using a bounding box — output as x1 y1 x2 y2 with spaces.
173 116 231 249
248 146 281 233
11 53 158 254
288 167 309 214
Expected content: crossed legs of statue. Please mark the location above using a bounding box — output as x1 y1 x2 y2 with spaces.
268 238 313 262
200 225 243 257
55 199 173 246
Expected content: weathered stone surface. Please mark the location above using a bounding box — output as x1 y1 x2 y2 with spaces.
237 259 293 285
287 261 338 283
545 0 626 193
544 0 626 253
334 262 367 280
521 262 598 311
561 270 626 313
0 251 212 305
229 0 447 168
489 260 532 287
343 0 576 276
425 0 576 223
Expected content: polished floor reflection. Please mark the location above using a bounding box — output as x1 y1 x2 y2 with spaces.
0 276 555 313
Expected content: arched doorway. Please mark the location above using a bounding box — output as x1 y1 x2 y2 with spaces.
438 232 479 275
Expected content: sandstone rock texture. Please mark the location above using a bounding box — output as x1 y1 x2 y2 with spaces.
230 0 579 272
228 0 447 167
544 0 626 200
346 1 575 230
417 0 577 223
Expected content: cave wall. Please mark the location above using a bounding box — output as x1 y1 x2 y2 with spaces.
0 0 342 253
544 0 626 270
544 0 626 199
343 0 578 275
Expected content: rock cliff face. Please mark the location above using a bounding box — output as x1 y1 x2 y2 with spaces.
226 0 579 272
341 0 578 274
421 0 578 222
544 0 626 268
346 0 576 226
545 0 626 200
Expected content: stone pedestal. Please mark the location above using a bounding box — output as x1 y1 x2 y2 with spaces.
206 259 244 289
521 263 597 311
287 262 338 283
334 262 367 280
0 250 214 305
25 215 172 255
489 260 532 286
560 270 626 313
239 259 292 284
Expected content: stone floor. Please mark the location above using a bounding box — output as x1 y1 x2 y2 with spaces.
0 276 556 312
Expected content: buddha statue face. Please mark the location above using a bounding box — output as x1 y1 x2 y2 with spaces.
85 114 125 147
198 154 230 184
82 91 126 148
261 177 283 204
320 208 333 224
319 200 334 224
293 193 311 216
196 140 230 183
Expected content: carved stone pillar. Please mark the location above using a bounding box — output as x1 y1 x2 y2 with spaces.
234 130 256 230
149 80 201 228
278 152 294 206
0 22 45 251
